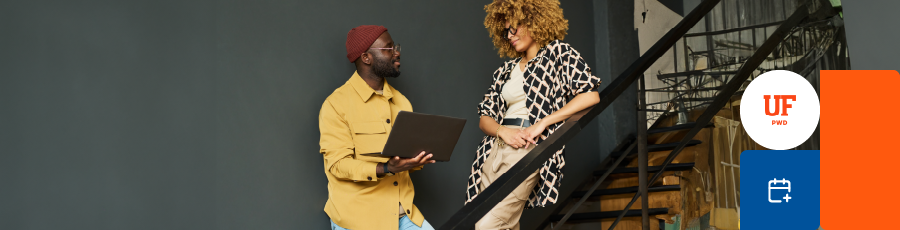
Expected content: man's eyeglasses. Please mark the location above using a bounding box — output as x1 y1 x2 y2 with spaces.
502 25 518 40
369 44 401 56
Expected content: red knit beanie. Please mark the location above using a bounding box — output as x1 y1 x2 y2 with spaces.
346 25 388 63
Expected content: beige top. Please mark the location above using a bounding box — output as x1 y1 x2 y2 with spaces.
501 63 529 119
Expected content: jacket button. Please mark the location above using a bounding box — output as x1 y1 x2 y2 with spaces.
406 209 410 214
386 119 390 124
367 176 372 181
393 181 398 186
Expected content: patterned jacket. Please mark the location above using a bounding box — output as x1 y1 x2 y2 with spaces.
466 40 602 208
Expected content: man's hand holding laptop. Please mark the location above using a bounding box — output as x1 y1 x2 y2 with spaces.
376 151 436 176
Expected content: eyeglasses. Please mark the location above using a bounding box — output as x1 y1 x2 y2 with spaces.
369 43 401 56
502 25 518 40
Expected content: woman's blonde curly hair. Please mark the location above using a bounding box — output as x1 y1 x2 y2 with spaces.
484 0 569 58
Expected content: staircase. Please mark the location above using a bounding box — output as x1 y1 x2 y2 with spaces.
537 120 711 230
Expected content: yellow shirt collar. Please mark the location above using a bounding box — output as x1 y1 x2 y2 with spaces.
349 71 394 102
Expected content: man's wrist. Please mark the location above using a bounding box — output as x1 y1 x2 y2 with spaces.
383 162 391 174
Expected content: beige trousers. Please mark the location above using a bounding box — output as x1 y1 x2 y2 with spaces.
476 126 540 230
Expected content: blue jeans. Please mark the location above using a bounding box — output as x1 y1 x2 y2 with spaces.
330 216 434 230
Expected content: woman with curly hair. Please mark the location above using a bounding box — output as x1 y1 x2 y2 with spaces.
465 0 602 229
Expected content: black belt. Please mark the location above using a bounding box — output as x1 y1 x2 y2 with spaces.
501 118 531 128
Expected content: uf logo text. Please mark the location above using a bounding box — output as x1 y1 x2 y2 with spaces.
764 95 796 116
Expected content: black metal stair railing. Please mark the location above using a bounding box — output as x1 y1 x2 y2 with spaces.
606 0 839 229
436 0 723 229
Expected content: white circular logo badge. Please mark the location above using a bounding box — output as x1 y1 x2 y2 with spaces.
740 70 820 150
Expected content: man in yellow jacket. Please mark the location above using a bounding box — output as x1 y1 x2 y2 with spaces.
319 25 436 230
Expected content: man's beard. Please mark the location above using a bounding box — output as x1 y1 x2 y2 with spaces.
372 56 401 78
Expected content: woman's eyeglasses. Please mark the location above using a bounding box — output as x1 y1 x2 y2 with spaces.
502 25 518 40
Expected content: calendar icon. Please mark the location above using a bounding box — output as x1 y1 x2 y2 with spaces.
768 178 792 203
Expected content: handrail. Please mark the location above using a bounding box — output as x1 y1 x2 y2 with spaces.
606 0 837 229
683 20 783 38
436 0 723 229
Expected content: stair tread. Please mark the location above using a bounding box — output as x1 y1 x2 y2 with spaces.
657 70 738 79
594 163 695 176
549 208 669 221
571 185 681 198
647 122 714 134
609 140 703 158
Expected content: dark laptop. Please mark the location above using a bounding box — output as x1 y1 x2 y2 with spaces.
364 111 466 162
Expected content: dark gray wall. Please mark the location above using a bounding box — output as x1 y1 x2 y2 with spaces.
0 0 217 229
606 0 641 147
1 0 598 229
841 0 900 71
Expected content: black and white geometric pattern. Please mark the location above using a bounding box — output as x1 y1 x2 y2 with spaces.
466 40 601 208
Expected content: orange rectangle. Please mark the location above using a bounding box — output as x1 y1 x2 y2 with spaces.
821 70 900 229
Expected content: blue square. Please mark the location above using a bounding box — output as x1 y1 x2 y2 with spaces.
741 150 819 229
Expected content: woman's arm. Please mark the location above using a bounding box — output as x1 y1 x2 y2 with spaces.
519 91 599 145
478 115 502 136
